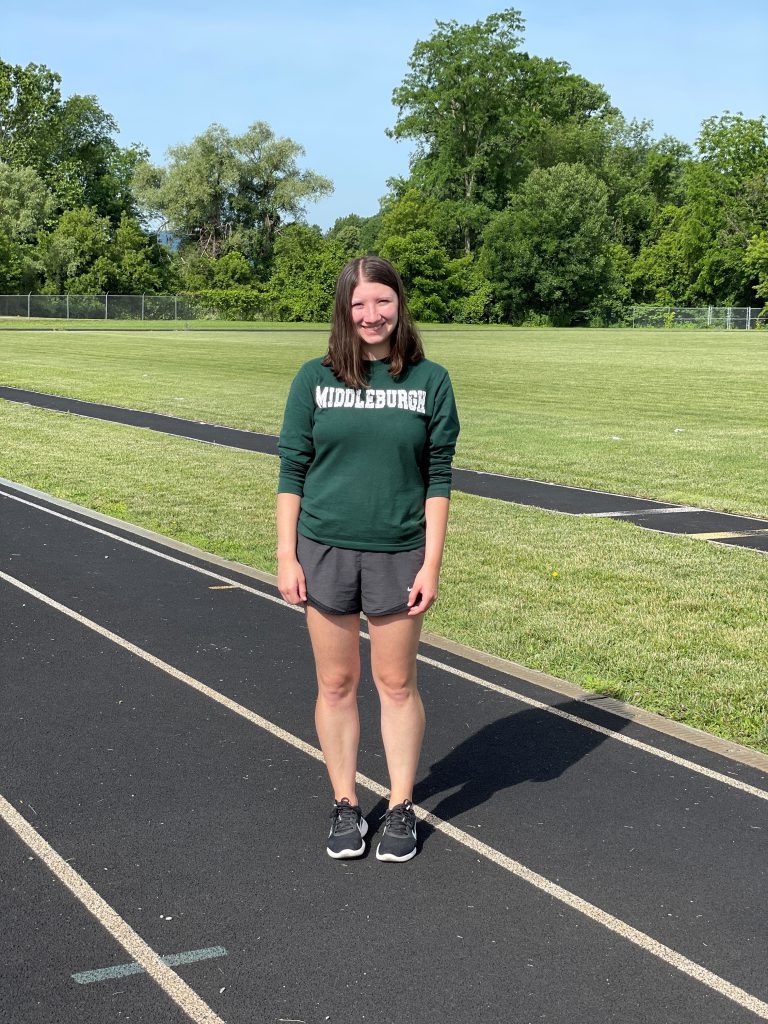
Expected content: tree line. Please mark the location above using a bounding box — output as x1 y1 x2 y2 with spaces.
1 9 766 324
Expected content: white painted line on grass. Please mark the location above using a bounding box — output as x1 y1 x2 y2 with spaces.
2 568 767 1022
2 489 767 798
585 506 701 518
0 793 224 1023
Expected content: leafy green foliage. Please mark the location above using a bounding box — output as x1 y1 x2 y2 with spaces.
390 9 615 255
266 224 347 321
0 59 145 222
481 163 611 321
38 208 174 293
133 122 333 277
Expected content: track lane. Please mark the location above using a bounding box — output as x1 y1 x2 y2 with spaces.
1 482 767 1017
2 578 766 1024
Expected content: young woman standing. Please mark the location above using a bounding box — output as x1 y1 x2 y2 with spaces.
276 256 459 862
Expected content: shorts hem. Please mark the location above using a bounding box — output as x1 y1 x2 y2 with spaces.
364 601 411 618
306 594 361 616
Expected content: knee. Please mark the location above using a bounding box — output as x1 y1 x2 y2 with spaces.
375 670 417 706
317 671 359 707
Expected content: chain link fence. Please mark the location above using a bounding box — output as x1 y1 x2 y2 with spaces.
631 306 766 329
2 294 765 329
0 293 276 322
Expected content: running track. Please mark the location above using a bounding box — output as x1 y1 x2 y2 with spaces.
2 384 768 553
1 477 767 1024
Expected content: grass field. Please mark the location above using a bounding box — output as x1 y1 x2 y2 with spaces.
0 324 766 752
1 325 766 517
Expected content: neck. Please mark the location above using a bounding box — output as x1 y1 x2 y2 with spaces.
362 342 392 362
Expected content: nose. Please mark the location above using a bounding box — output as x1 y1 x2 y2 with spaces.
362 302 381 323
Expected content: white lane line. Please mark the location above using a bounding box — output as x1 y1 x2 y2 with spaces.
2 569 767 1022
585 506 701 518
0 490 291 610
0 794 224 1024
2 488 767 801
412 653 768 802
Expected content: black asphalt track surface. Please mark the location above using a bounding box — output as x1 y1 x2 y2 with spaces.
1 479 767 1024
2 385 767 553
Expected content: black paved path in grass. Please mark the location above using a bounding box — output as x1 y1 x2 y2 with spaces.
1 478 767 1024
2 384 767 553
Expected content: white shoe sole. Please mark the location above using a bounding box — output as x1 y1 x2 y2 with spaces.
327 817 368 859
375 844 417 863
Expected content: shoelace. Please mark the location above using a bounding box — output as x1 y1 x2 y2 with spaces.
381 801 415 838
330 798 360 835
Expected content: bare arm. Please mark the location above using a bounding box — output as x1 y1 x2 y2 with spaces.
276 492 307 604
407 496 450 616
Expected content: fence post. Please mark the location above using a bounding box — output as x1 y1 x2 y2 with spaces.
27 292 31 318
141 294 145 321
105 293 109 320
174 295 178 321
747 307 752 330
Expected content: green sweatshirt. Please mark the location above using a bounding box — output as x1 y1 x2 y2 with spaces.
278 356 460 551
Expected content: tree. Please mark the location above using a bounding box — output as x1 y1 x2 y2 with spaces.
326 213 381 257
744 232 768 302
0 163 54 240
0 59 145 222
389 9 615 254
631 113 768 305
38 207 173 294
133 122 333 275
380 228 469 322
0 161 54 290
481 163 611 321
266 225 347 321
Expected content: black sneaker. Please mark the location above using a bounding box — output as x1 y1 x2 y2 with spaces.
376 800 417 862
327 798 368 859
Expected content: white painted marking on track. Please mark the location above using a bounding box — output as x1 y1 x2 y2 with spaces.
0 793 224 1024
72 945 227 984
2 487 766 800
0 489 293 610
412 652 768 800
2 567 767 1022
585 506 701 518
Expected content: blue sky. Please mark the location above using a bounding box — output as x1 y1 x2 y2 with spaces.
3 1 766 229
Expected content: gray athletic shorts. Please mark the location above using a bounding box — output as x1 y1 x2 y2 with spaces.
297 534 426 617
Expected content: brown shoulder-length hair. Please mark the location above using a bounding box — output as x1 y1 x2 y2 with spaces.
322 256 424 388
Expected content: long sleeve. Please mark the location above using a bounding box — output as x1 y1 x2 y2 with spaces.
424 371 460 498
277 365 316 496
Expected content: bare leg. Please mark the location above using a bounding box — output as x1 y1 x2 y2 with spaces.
367 610 425 808
305 606 362 805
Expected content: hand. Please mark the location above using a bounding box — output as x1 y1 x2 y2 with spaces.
277 557 307 605
407 564 439 616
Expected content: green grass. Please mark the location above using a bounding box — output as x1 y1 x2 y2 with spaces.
1 325 766 517
1 401 766 753
0 317 327 331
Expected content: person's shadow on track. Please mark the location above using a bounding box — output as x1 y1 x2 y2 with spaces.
366 701 630 851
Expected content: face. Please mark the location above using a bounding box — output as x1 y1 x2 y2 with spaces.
350 278 399 358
